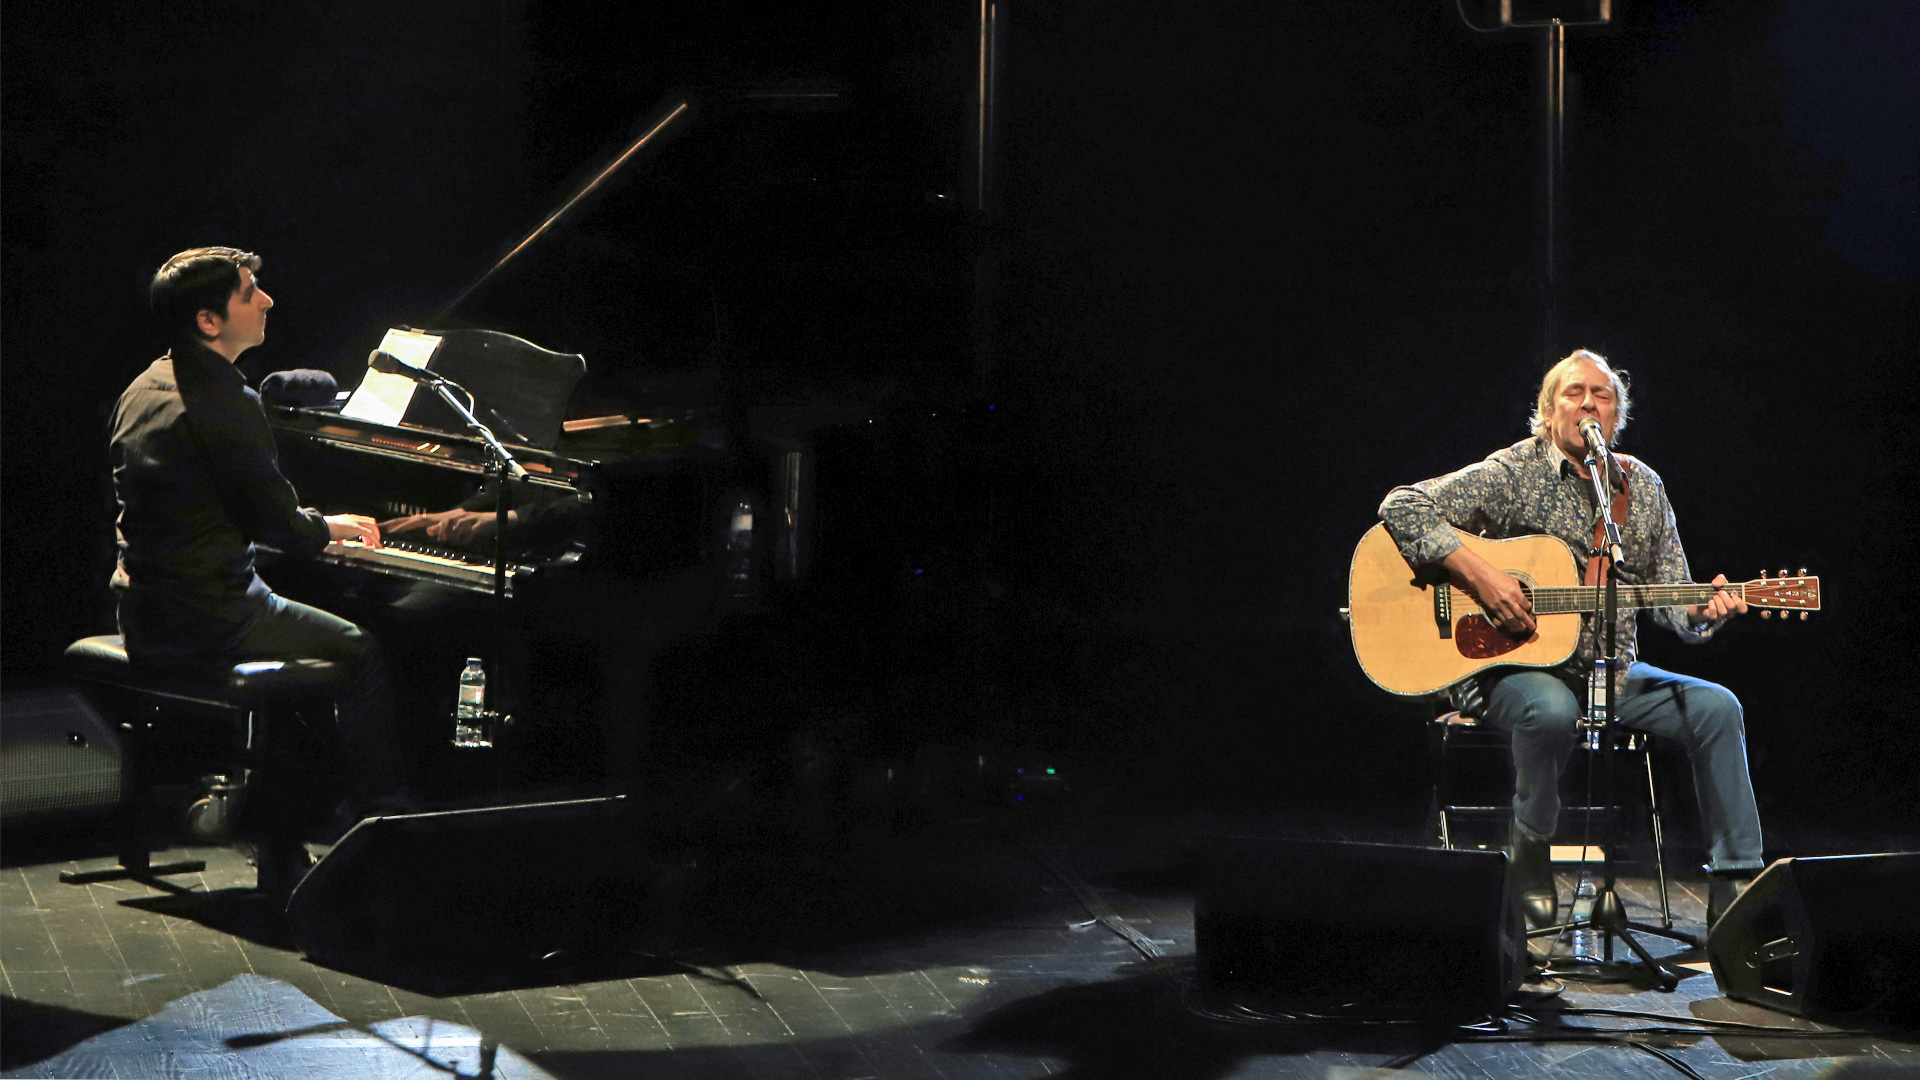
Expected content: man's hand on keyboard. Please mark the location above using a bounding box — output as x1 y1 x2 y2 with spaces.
379 508 515 546
325 514 382 548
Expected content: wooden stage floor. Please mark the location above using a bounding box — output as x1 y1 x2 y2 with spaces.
3 800 1915 1079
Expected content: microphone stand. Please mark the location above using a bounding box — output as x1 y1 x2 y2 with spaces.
415 370 520 749
1534 444 1691 990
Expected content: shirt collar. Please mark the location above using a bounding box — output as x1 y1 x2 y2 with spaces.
1545 434 1626 490
167 341 247 387
1549 436 1583 475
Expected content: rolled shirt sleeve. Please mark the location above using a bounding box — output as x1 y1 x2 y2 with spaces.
1378 454 1518 567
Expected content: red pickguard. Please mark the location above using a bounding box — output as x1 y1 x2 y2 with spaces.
1454 614 1539 658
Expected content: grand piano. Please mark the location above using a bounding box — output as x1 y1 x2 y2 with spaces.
260 326 787 790
266 327 738 600
249 93 904 790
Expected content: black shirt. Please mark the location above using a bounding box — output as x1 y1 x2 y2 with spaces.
109 342 330 659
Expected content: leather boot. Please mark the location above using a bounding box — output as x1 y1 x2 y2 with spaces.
1506 820 1558 930
1706 869 1756 929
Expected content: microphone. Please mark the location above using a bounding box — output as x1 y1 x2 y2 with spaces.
367 350 438 383
366 349 530 478
1578 417 1609 458
1580 416 1626 493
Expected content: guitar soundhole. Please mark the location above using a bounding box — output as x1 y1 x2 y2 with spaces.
1455 614 1538 658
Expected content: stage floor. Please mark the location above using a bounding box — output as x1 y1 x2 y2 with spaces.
3 800 1915 1079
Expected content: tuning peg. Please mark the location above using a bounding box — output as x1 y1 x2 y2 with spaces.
1798 568 1808 576
1759 570 1768 580
1779 568 1789 578
1799 611 1809 621
1760 610 1773 619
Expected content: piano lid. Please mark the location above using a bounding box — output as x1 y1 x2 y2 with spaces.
269 405 588 492
375 328 587 451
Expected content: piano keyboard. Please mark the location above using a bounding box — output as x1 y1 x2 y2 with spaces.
321 539 525 595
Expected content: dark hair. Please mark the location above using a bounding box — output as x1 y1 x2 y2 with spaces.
149 247 261 342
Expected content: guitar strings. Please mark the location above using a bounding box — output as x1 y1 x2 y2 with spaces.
1450 582 1815 616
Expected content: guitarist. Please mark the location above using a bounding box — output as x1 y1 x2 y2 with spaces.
1378 349 1760 930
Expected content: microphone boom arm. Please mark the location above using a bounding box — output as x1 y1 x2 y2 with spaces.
368 350 532 466
424 375 529 483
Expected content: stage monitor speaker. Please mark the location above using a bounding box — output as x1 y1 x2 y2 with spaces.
0 690 123 820
287 795 652 981
1708 852 1920 1026
1195 836 1524 1021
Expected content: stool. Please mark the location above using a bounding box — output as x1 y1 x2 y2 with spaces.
57 635 349 896
1428 708 1675 928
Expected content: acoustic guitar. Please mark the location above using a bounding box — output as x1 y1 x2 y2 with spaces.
1344 523 1821 697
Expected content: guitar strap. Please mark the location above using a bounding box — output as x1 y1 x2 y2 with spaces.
1583 455 1635 587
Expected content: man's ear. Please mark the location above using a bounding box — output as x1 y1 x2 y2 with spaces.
194 308 224 340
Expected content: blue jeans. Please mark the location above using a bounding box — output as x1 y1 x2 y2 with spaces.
228 593 400 798
1480 663 1764 873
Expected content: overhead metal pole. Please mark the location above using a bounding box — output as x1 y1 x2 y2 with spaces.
971 0 1001 393
1546 17 1565 361
1460 1 1610 364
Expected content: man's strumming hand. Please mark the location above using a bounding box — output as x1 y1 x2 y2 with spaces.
1441 545 1535 637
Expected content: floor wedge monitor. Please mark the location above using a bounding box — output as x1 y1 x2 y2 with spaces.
1707 852 1920 1026
1195 836 1525 1021
0 689 123 820
286 795 657 989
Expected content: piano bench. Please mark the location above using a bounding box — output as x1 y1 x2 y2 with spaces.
58 634 350 898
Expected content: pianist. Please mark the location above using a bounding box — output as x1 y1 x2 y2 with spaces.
109 247 414 834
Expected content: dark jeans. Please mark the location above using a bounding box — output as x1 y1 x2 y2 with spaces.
227 593 400 801
1481 662 1764 874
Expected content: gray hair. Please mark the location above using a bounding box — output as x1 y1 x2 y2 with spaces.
1530 348 1632 444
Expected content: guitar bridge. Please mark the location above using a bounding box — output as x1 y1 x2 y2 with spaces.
1434 583 1452 638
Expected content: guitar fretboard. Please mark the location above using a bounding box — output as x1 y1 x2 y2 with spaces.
1525 583 1737 615
1449 580 1816 616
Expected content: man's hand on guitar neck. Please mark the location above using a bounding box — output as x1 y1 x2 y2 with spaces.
1441 545 1536 637
1688 574 1749 629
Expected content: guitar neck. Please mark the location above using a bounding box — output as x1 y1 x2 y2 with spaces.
1537 583 1735 614
1458 583 1734 616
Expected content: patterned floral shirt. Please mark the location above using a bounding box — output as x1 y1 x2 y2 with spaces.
1378 436 1716 689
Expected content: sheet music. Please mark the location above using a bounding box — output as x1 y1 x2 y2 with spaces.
340 328 442 426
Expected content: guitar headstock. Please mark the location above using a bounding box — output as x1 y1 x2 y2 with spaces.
1747 569 1820 620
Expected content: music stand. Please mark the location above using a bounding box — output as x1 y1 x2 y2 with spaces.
399 329 586 450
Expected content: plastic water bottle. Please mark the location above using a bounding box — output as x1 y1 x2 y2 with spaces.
1584 659 1609 749
453 658 491 749
1569 877 1599 958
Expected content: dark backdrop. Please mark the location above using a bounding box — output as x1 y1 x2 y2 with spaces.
5 0 1915 831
